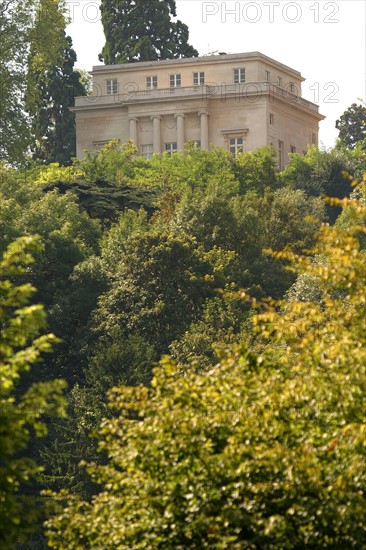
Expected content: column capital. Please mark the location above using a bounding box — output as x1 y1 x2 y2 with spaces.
150 115 162 121
128 116 138 122
198 110 210 117
174 112 185 119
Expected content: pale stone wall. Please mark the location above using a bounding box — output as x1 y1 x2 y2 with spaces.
72 52 323 164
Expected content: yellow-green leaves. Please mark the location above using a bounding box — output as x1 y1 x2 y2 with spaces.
0 236 66 549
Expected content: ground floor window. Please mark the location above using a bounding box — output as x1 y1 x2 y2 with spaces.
165 142 177 156
278 140 284 169
229 136 244 157
141 144 153 159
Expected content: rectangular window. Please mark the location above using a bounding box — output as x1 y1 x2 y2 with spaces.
265 70 270 82
146 76 158 89
277 76 283 87
106 79 118 95
269 113 275 125
141 144 153 159
193 72 205 86
169 74 181 88
233 68 245 84
290 145 296 153
311 132 317 145
289 82 295 93
165 142 177 156
229 136 244 157
278 140 284 169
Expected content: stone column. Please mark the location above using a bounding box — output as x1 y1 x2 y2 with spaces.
151 116 162 153
174 113 185 151
129 117 138 145
198 111 209 150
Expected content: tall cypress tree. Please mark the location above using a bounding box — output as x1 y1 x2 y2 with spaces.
99 0 199 64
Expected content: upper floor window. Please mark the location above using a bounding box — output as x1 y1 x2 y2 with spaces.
106 79 118 95
269 113 275 125
229 136 244 157
277 76 283 87
193 72 205 86
265 70 271 82
170 74 181 88
169 74 182 88
146 76 158 89
289 82 295 93
311 132 317 145
233 68 245 84
290 145 296 154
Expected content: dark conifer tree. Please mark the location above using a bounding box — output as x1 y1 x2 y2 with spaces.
99 0 198 64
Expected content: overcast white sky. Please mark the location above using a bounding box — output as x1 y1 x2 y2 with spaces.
66 1 366 149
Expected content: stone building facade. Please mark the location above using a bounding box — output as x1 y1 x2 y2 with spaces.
72 51 324 167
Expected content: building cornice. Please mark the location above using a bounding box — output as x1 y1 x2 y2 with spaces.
90 51 304 81
71 82 324 120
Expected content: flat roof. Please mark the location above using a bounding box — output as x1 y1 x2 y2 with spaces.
91 51 303 80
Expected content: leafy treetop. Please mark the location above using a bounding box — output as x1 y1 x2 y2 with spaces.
99 0 198 64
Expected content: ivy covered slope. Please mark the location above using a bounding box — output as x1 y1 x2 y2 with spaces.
45 182 366 549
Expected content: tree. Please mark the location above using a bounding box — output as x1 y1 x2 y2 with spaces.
0 0 33 164
0 0 70 165
0 236 66 549
99 0 198 64
26 36 87 164
336 103 366 150
93 228 211 354
233 146 279 195
281 146 362 223
45 188 366 548
26 0 86 164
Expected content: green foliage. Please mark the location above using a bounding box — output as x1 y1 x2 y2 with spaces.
75 140 139 184
27 1 68 75
42 179 160 227
0 1 72 165
281 146 364 222
0 166 102 389
282 146 356 197
169 296 251 371
233 146 279 194
336 103 366 150
264 187 325 252
336 184 366 248
37 384 106 501
94 229 212 353
31 162 83 185
99 0 198 64
45 194 366 549
0 236 66 549
134 145 238 193
87 332 158 392
3 140 363 547
26 35 87 164
0 0 34 164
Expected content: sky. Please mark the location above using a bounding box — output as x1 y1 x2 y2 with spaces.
66 0 366 149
